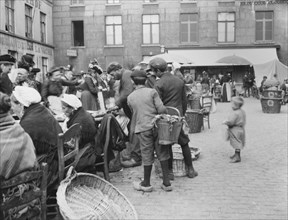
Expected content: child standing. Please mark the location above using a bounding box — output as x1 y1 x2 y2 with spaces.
223 96 246 163
127 69 172 192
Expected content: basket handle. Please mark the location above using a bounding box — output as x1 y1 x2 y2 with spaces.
62 166 77 184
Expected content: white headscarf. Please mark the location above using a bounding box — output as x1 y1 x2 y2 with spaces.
13 86 41 107
61 94 82 110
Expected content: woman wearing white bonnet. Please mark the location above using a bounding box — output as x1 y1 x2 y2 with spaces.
11 86 63 187
171 62 184 81
61 94 98 172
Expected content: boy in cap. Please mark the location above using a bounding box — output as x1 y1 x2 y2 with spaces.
127 69 172 192
0 54 16 95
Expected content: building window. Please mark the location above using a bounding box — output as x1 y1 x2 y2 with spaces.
72 21 84 46
180 13 198 43
40 12 46 43
107 0 120 3
142 14 159 44
217 12 235 43
42 57 48 79
71 0 84 4
25 4 33 38
5 0 15 33
105 16 122 45
256 11 273 41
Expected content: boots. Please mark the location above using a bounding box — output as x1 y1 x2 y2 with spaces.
230 150 241 163
229 153 236 159
182 144 198 179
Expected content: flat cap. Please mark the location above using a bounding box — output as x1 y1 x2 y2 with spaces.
0 54 16 64
107 62 122 74
148 57 167 71
131 69 147 78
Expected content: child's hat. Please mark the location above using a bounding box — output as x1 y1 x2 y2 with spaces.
232 96 244 107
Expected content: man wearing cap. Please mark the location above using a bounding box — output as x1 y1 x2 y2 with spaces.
127 69 172 192
107 62 141 168
0 54 16 95
149 57 198 179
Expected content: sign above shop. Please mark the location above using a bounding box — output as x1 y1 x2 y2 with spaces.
67 49 77 57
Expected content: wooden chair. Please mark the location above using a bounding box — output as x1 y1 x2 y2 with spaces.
0 163 48 220
46 123 81 219
57 123 81 181
201 95 213 129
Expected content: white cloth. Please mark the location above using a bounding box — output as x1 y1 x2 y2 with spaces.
13 86 41 107
61 94 82 110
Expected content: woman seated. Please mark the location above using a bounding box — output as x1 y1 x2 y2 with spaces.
0 92 38 179
61 94 98 171
11 86 62 187
0 91 42 220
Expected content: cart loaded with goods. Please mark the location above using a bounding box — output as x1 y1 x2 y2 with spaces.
57 167 138 220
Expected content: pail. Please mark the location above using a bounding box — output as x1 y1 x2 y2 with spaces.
260 97 282 113
156 120 182 145
185 110 203 133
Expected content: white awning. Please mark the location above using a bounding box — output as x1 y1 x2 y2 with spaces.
167 47 278 65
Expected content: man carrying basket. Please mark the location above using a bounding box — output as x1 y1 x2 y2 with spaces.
127 69 172 192
150 57 198 179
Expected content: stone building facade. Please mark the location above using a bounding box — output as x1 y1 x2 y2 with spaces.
52 0 288 72
0 0 54 81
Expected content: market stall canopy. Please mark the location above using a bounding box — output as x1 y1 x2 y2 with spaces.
140 53 193 64
253 59 288 87
167 47 278 66
216 55 251 65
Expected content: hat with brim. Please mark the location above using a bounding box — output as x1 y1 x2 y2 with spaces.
0 54 16 65
72 72 84 76
48 66 63 75
232 96 244 107
21 55 35 67
61 94 82 110
30 68 41 74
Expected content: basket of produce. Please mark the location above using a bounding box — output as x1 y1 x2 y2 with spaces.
57 167 138 220
154 114 184 145
260 97 282 113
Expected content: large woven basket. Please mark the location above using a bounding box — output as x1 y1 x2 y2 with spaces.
57 167 138 220
260 97 282 113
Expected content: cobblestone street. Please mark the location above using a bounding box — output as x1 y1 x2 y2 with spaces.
111 98 288 220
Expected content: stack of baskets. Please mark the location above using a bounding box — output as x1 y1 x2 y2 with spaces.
57 168 138 220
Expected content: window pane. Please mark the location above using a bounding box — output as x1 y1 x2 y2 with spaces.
218 13 226 21
218 23 225 42
227 22 235 42
180 14 189 22
143 24 150 44
152 24 159 43
265 30 272 40
106 26 114 44
265 11 273 19
106 16 114 24
115 26 122 44
227 13 234 21
151 15 159 23
190 23 197 42
143 15 150 23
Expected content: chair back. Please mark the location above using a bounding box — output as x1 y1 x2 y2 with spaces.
201 95 213 112
166 106 181 117
58 123 81 181
0 163 48 220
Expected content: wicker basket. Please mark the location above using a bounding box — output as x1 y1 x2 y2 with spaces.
185 110 203 133
260 97 282 113
57 167 138 220
188 98 201 110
